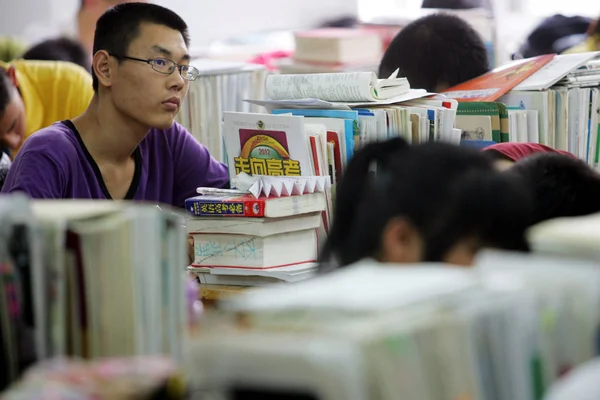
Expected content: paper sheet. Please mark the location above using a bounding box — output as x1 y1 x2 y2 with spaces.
197 173 331 199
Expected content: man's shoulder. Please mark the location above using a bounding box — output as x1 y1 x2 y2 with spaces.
20 122 80 157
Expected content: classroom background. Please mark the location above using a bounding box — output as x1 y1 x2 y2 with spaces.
4 0 600 65
4 0 600 399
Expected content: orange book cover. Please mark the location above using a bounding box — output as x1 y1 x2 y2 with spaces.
440 54 556 102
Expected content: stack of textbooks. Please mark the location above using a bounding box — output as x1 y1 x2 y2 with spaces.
0 195 188 391
441 51 600 169
185 249 600 400
185 181 328 287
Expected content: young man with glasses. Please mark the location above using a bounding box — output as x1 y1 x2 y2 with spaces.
2 3 229 207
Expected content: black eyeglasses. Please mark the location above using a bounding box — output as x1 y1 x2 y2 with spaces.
109 53 199 81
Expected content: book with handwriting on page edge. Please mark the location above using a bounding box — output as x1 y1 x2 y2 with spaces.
266 69 409 102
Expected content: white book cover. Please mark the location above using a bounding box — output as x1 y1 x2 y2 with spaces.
515 52 600 91
244 89 432 113
223 112 314 183
265 70 409 102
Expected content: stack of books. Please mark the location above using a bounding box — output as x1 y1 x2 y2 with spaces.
184 249 600 400
275 28 383 74
440 51 600 169
528 211 600 261
0 195 188 391
242 71 460 157
185 182 328 287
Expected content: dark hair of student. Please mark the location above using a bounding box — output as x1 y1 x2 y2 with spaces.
319 138 532 269
0 67 12 119
508 153 600 225
91 2 190 91
22 37 90 71
378 13 489 92
425 168 532 261
421 0 488 9
483 148 514 162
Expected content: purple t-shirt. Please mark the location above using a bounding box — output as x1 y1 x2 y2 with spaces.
1 120 229 208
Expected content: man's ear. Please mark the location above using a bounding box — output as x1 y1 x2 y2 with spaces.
92 50 113 89
378 217 423 264
7 66 18 88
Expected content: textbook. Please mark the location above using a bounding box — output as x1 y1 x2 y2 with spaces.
186 212 322 237
185 192 326 218
265 70 410 102
190 229 318 269
441 54 555 102
189 263 318 286
514 51 600 91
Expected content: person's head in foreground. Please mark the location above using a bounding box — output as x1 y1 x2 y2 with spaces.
507 153 600 225
421 0 490 9
319 138 533 270
22 37 90 71
0 66 25 152
484 142 575 171
378 13 489 92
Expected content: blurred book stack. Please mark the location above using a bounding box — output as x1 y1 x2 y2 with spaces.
185 247 600 400
275 28 383 74
0 196 189 391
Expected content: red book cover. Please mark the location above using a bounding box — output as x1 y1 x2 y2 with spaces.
441 54 556 102
185 195 269 217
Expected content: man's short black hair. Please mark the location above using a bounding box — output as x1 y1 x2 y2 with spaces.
378 13 489 92
509 153 600 225
0 67 13 119
422 0 489 9
92 2 190 91
22 37 90 71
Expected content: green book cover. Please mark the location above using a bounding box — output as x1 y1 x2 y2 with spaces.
495 103 510 143
456 102 501 143
596 124 600 165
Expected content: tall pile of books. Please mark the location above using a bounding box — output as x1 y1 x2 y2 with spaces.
0 196 188 391
184 248 600 400
238 71 462 192
185 178 328 286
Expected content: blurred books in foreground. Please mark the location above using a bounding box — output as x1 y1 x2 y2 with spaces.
185 245 600 400
0 196 188 390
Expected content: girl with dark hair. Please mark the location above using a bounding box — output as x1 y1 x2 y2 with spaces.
319 138 533 270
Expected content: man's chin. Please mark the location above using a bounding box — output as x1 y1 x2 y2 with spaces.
151 117 176 131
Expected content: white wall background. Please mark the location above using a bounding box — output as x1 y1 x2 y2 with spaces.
1 0 599 60
0 0 358 47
